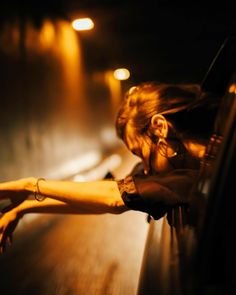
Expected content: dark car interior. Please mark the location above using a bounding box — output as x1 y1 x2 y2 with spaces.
137 36 236 295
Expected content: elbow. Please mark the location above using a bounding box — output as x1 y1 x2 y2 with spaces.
107 198 129 215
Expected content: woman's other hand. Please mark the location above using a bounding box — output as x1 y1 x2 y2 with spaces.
0 208 21 253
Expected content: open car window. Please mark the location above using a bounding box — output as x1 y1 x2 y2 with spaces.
137 36 236 295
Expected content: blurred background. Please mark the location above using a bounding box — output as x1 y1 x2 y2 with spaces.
0 1 235 294
1 0 236 179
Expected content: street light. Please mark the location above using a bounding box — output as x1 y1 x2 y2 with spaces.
113 68 130 80
72 18 94 31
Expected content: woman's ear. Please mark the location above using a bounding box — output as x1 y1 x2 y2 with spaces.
150 114 168 138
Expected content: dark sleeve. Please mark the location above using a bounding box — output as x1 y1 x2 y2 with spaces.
117 169 198 220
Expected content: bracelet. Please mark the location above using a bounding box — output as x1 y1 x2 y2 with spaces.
34 178 46 202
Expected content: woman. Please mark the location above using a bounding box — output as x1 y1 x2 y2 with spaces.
0 82 219 252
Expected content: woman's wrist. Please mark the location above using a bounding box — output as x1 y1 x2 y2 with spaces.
13 199 37 218
23 177 37 193
12 204 25 219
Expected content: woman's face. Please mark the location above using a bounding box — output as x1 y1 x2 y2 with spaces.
124 123 171 174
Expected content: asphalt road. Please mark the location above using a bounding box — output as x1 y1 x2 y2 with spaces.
0 148 149 295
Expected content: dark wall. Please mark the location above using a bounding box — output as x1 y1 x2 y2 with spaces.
0 19 120 181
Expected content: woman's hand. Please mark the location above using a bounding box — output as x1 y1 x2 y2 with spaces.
0 209 22 253
0 178 35 212
0 178 34 196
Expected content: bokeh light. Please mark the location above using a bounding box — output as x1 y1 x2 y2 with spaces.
72 18 94 31
113 68 130 80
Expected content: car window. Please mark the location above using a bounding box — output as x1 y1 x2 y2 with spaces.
137 36 236 295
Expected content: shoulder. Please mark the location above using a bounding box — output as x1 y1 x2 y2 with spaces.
132 169 199 201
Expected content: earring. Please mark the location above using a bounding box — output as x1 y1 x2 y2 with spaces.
168 150 178 158
157 137 177 158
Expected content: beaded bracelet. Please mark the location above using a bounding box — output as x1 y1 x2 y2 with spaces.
34 178 46 202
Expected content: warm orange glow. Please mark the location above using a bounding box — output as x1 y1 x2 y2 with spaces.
105 71 122 117
229 83 236 94
113 68 130 80
72 18 94 31
39 20 55 49
31 20 87 117
58 22 79 60
56 21 85 109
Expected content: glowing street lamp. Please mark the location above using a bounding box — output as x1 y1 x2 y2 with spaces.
113 68 130 80
72 18 94 31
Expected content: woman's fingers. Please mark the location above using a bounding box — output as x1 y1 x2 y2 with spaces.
0 212 19 254
0 230 6 253
0 230 13 253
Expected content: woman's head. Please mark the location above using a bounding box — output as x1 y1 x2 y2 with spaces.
116 82 203 139
115 82 219 174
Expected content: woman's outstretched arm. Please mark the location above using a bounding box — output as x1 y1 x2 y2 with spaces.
0 178 128 214
0 190 129 253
